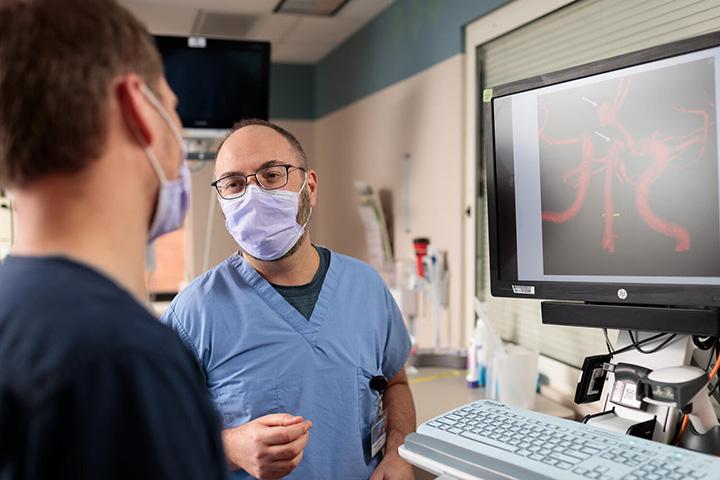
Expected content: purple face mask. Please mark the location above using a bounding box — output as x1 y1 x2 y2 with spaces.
147 162 190 243
140 85 190 243
220 177 311 261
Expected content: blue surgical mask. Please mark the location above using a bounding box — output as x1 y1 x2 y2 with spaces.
220 177 311 261
140 84 190 243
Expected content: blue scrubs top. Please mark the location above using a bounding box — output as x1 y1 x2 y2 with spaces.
161 250 412 479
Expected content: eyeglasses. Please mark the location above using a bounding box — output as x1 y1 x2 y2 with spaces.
211 164 306 200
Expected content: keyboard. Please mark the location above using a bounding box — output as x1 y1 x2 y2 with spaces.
399 400 720 480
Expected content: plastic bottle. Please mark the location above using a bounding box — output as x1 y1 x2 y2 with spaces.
475 321 488 387
466 336 479 388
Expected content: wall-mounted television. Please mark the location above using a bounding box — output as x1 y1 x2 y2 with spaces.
154 36 270 129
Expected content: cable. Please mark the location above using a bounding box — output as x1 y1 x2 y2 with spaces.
602 329 666 356
706 342 719 398
708 380 720 397
610 331 668 356
709 379 719 397
628 330 677 354
704 340 718 375
674 415 690 446
629 331 675 354
202 190 217 272
709 345 720 380
603 328 614 354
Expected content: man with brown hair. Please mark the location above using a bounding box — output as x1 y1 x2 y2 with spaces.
0 0 227 478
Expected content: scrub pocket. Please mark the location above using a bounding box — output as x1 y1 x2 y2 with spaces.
276 366 360 424
274 367 374 478
357 366 383 464
210 378 280 428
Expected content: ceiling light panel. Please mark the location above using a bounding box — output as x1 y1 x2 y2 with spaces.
274 0 351 17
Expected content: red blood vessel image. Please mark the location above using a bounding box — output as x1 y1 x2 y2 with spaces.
538 57 720 277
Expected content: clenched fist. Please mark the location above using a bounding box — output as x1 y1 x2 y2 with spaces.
222 414 312 479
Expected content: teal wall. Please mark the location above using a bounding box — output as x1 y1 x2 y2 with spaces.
269 63 315 119
270 0 509 120
314 0 508 117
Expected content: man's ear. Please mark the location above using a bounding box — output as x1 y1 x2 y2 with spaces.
116 74 153 147
307 169 319 207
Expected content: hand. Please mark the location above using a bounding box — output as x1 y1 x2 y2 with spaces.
370 452 415 480
222 413 312 479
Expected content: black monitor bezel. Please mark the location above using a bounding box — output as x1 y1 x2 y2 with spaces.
485 31 720 309
154 35 271 128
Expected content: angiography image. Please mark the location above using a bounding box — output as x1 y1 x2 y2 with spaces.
538 57 720 277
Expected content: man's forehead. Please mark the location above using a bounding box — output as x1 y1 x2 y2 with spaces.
215 125 293 176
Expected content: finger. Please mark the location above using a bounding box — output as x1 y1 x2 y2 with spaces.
261 421 311 446
256 413 304 427
266 450 304 476
264 429 310 461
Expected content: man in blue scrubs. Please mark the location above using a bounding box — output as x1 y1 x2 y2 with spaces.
161 119 417 479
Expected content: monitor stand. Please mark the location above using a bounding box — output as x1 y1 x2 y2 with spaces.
594 331 694 444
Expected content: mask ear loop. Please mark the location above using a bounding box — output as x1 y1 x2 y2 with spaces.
140 84 184 146
131 84 169 185
302 208 313 230
143 145 169 185
298 170 312 230
139 84 187 184
298 170 308 194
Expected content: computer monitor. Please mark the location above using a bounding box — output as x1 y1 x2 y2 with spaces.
155 36 270 129
484 32 720 335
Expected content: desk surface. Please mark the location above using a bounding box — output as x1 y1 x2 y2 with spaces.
408 367 575 423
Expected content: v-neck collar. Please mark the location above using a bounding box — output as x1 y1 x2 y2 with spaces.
230 251 341 346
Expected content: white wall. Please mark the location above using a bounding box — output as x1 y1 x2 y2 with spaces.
311 55 465 349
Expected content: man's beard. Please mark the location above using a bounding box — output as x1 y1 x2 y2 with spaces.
269 186 311 262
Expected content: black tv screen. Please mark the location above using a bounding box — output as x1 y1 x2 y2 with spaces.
155 36 270 129
485 32 720 309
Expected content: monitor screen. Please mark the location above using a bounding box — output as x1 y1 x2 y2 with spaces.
486 33 720 307
155 36 270 129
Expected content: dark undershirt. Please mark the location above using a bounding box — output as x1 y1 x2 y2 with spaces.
271 245 331 320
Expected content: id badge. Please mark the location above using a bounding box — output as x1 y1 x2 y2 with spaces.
370 411 387 458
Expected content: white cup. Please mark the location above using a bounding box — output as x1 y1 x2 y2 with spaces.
490 345 539 409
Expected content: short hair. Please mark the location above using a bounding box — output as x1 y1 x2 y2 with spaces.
0 0 164 187
219 119 308 168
